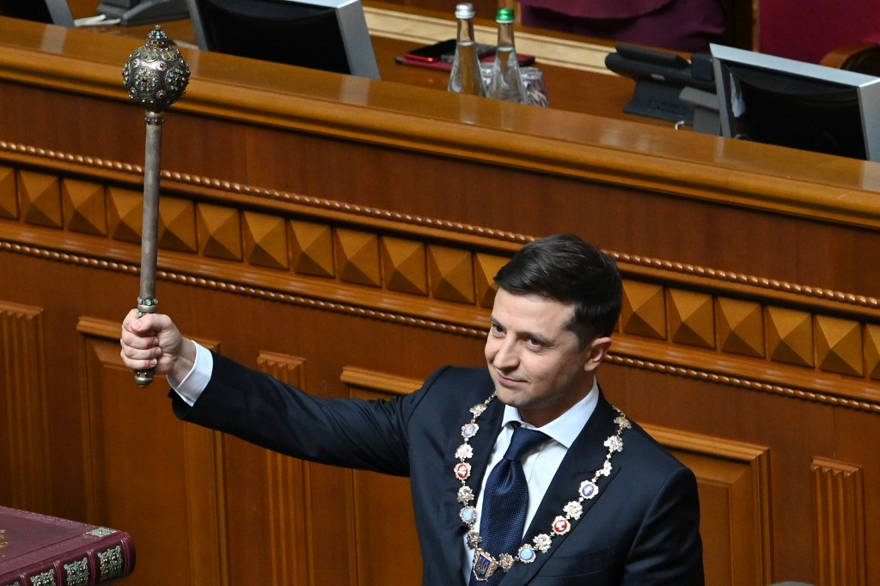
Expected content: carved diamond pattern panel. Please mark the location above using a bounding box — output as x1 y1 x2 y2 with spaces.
766 307 814 367
815 316 863 377
158 197 197 253
0 166 19 219
474 253 509 308
107 186 143 244
716 298 764 358
197 203 242 261
243 211 288 270
620 280 666 339
811 457 867 586
427 244 474 304
335 228 380 287
865 324 880 380
62 178 106 236
381 236 426 296
290 220 334 278
667 289 715 349
19 170 62 228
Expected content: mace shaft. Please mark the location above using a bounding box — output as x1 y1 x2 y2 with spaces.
134 111 165 386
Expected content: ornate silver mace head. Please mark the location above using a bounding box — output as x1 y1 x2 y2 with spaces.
122 25 190 113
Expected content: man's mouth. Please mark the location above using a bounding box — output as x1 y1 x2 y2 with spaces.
495 371 526 387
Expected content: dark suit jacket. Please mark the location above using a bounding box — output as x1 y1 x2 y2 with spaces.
172 352 704 585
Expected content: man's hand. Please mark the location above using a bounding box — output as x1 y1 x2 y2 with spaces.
120 309 195 383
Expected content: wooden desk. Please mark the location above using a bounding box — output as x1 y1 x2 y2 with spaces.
0 13 878 586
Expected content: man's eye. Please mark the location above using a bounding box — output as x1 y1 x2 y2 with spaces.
527 338 544 349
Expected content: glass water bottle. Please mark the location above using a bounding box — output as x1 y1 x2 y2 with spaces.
487 7 526 103
447 3 486 96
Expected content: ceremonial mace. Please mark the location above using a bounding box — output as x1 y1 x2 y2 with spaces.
122 27 190 386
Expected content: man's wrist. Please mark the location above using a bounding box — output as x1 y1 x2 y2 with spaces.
168 341 212 407
170 338 196 382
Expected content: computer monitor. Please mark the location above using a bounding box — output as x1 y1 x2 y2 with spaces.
711 43 880 161
97 0 190 26
0 0 75 26
186 0 380 79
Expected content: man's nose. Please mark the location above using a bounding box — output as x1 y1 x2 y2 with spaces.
492 338 519 370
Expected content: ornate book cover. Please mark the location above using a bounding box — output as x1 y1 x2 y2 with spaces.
0 505 135 586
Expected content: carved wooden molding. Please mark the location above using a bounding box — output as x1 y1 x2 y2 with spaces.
3 157 880 413
340 367 423 396
811 457 867 586
256 351 314 586
0 300 51 512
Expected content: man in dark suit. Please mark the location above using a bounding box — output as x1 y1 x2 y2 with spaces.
120 234 704 585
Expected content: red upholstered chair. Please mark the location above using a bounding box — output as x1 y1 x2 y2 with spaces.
759 0 880 63
820 40 880 75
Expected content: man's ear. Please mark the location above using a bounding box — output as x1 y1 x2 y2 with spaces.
583 336 612 373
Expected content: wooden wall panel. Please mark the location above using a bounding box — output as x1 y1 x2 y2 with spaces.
0 301 50 513
811 457 867 586
342 367 425 586
76 317 227 586
257 351 314 586
644 426 772 586
0 143 878 582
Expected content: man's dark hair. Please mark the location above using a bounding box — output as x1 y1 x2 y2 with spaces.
494 234 622 346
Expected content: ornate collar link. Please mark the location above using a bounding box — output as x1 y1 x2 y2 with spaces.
453 394 631 582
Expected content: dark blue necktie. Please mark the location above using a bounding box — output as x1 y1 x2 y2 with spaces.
471 423 549 585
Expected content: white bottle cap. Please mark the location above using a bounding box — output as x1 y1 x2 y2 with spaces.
455 3 475 19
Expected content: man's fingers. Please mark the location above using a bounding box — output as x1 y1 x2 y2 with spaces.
120 327 158 349
119 348 157 370
119 340 162 360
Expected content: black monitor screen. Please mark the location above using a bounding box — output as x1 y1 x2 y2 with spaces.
722 63 866 160
0 0 52 22
190 0 368 76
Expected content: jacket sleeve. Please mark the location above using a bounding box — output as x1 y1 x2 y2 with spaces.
170 351 445 477
621 466 705 585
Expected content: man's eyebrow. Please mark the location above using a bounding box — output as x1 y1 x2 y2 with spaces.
524 331 553 346
490 318 553 346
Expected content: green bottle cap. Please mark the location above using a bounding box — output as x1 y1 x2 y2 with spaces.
496 7 515 22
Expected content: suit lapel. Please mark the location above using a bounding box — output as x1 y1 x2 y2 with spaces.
502 393 622 584
440 392 505 582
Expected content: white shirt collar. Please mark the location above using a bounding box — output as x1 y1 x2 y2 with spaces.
500 378 600 449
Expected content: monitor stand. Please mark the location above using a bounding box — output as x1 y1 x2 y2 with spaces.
97 0 189 25
622 79 694 125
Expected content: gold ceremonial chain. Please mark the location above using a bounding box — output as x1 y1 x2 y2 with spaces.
453 394 630 582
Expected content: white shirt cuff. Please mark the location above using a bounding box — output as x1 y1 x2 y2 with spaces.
167 340 213 407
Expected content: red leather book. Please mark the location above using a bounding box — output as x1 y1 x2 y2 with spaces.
0 505 135 586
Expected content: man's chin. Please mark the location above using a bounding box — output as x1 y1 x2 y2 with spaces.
493 385 527 407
